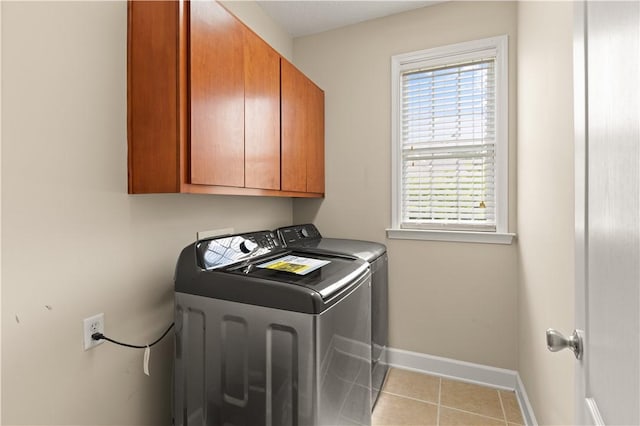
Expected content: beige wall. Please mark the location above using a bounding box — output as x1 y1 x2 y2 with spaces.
1 2 292 424
517 2 575 424
293 1 519 369
221 0 293 60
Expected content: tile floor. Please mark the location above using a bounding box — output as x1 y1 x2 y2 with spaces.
372 368 525 426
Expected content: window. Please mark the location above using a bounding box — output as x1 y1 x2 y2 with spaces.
388 36 513 244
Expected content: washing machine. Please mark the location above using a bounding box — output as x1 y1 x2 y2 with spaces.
173 230 372 426
276 224 389 408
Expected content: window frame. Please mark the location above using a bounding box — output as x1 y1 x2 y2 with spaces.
388 35 514 245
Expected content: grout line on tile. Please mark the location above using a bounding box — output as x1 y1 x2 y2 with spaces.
436 377 442 426
379 390 439 407
498 389 507 423
439 404 508 423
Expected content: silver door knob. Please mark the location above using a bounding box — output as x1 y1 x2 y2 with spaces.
546 328 584 360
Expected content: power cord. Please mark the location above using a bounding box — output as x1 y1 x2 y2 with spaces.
91 322 175 349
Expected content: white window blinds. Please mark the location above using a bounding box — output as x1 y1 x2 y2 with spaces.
400 57 497 231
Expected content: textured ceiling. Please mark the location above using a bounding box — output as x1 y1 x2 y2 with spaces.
257 1 441 37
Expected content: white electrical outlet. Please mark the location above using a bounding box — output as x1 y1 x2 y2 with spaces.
83 313 105 351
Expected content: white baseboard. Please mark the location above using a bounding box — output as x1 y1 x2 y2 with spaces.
386 347 538 426
515 373 539 426
386 347 517 389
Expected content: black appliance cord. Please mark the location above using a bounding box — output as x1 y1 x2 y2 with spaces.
91 322 174 349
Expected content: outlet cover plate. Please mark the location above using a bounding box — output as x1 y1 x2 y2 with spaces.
83 313 104 351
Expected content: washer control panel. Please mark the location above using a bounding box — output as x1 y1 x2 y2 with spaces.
197 231 282 270
277 224 322 246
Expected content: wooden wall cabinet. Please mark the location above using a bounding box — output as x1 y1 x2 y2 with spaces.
127 0 324 198
281 60 325 194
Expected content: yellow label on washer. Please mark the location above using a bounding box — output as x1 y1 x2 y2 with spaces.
265 261 309 274
257 255 330 275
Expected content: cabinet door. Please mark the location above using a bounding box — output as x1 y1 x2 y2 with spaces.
189 0 244 187
244 28 280 190
281 60 325 194
128 1 180 193
306 78 325 194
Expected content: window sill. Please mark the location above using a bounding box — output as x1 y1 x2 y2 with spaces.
386 228 516 245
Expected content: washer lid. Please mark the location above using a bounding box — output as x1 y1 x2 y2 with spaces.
177 231 370 313
225 250 369 300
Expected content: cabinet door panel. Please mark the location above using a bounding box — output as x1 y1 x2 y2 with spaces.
128 1 179 193
306 81 325 194
281 60 309 193
189 1 244 187
281 60 325 194
244 29 280 190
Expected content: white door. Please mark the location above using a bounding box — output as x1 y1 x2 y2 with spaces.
572 1 640 424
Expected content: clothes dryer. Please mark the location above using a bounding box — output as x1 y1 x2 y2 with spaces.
276 224 389 408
